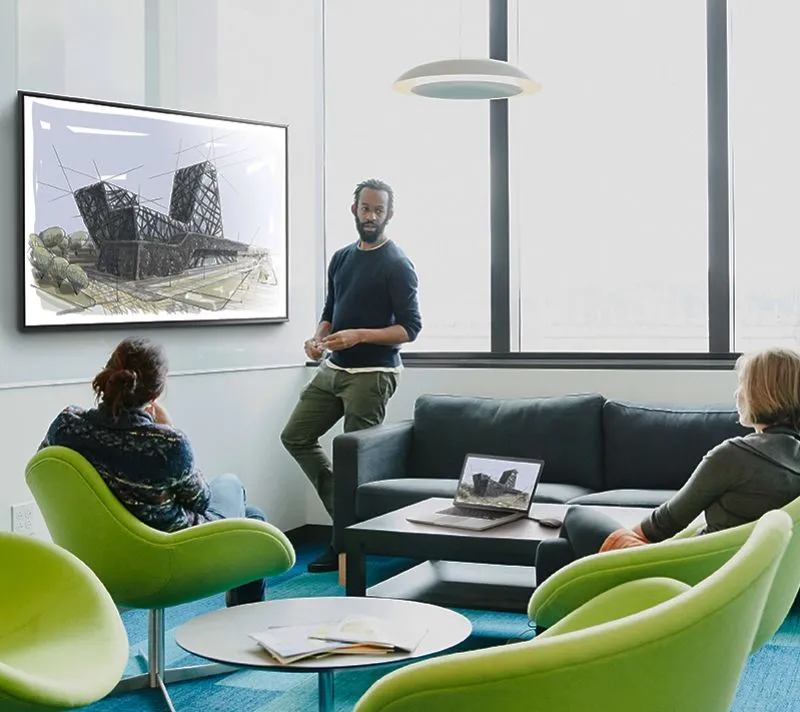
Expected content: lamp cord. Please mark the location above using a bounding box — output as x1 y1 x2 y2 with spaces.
458 0 463 59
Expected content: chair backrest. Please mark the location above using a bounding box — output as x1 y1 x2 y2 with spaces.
27 446 177 603
0 531 123 642
0 532 129 711
354 510 792 712
751 494 800 648
530 495 800 651
26 446 295 609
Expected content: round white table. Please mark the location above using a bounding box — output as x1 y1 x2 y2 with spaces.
175 596 472 712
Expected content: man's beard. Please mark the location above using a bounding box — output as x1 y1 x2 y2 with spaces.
355 216 387 244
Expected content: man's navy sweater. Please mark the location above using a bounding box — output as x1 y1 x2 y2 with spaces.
321 239 422 368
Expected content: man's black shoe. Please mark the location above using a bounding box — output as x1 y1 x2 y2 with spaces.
307 546 338 573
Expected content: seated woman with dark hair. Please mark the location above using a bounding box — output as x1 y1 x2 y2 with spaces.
40 336 268 606
536 346 800 584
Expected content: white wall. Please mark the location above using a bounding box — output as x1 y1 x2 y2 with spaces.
0 0 324 534
0 0 744 535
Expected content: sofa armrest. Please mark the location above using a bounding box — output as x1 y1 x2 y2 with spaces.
332 420 415 551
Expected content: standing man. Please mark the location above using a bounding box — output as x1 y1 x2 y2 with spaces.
281 178 422 573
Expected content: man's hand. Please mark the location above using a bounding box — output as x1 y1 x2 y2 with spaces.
322 329 362 351
304 338 326 360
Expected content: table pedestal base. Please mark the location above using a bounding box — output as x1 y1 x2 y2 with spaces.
319 669 334 712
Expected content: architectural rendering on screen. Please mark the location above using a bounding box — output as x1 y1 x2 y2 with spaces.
20 92 288 328
456 456 542 510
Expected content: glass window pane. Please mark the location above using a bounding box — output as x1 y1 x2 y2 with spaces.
325 0 490 351
729 0 800 351
512 0 708 352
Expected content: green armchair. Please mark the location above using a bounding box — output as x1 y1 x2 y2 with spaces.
0 532 128 711
354 509 792 712
25 446 296 710
529 495 800 651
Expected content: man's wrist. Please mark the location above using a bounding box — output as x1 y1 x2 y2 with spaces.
315 321 332 341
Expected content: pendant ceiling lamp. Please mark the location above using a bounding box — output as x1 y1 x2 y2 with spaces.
392 0 539 100
393 58 540 100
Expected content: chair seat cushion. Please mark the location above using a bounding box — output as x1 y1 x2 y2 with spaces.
355 479 594 522
568 489 677 508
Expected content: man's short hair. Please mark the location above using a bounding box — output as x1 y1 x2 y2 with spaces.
353 178 394 215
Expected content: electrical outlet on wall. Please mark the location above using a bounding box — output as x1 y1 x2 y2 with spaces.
11 502 36 536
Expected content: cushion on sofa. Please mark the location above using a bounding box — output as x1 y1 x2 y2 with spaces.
409 393 606 490
602 400 750 491
534 483 595 504
355 479 594 522
356 478 459 521
568 488 677 508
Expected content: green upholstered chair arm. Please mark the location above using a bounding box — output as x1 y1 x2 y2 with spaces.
671 523 703 539
132 518 296 608
529 521 750 629
0 533 128 711
536 578 691 639
530 496 800 653
354 511 791 712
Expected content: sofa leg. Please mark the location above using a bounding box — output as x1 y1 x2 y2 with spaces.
338 553 347 586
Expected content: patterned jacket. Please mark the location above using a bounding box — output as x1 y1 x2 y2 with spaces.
40 404 212 532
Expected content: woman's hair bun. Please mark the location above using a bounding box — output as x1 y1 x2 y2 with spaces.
92 337 167 418
108 368 138 394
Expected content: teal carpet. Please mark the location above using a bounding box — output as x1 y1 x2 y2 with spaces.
84 541 800 711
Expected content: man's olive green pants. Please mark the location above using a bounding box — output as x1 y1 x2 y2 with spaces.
281 364 398 518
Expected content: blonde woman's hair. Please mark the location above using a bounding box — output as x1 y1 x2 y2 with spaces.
736 347 800 430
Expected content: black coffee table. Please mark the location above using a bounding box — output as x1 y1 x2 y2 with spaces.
344 498 653 612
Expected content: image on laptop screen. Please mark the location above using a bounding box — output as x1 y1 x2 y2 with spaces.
455 454 544 512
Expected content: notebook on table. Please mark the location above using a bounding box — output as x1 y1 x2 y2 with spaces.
406 453 545 531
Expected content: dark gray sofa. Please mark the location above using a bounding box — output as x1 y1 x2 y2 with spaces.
331 393 749 551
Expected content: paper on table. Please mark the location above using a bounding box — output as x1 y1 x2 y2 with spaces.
249 621 402 665
250 624 357 665
310 615 428 653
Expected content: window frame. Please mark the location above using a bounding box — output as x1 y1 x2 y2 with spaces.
323 0 739 370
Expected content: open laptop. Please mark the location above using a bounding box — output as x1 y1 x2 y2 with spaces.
406 453 545 531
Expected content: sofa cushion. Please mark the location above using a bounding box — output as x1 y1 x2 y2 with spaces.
602 400 749 490
534 483 595 504
356 478 458 521
568 489 677 508
355 479 594 522
409 393 605 490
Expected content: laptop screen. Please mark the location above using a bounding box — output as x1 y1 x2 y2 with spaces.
454 454 544 512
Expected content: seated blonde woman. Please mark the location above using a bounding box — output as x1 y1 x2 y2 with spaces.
535 347 800 583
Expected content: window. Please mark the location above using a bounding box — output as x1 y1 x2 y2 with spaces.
511 0 709 352
729 0 800 351
324 0 491 351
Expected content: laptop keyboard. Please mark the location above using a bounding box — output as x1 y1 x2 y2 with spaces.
437 506 512 520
